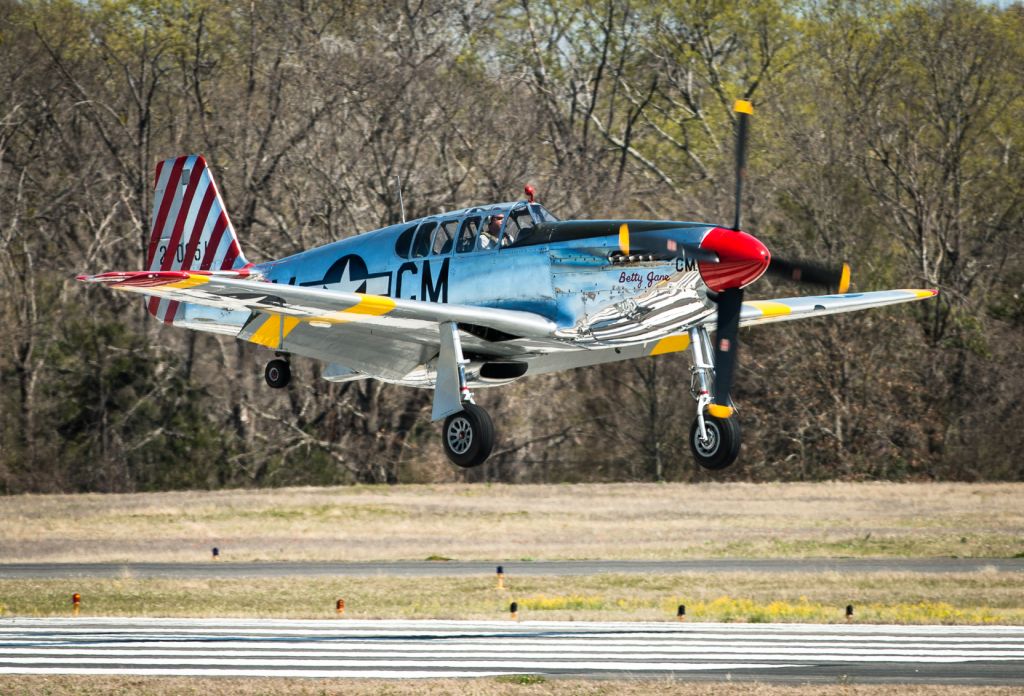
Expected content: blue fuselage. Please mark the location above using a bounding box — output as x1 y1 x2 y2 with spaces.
254 202 717 343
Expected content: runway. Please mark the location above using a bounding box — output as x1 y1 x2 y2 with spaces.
3 558 1021 579
1 618 1021 684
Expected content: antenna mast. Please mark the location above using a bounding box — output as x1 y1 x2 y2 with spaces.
396 175 406 223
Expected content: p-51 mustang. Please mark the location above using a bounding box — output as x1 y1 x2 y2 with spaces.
79 101 936 470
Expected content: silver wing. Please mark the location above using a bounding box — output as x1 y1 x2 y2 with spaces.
78 269 936 383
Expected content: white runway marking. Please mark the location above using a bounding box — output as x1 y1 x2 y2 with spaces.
0 618 1021 682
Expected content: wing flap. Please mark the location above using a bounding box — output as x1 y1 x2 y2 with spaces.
77 269 558 339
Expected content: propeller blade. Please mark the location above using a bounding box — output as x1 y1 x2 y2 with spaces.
709 286 743 418
732 100 753 231
767 258 851 293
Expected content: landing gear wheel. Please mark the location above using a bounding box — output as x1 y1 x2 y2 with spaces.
442 403 495 468
690 414 741 470
265 359 291 389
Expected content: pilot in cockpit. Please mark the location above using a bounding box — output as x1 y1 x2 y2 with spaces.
479 213 503 249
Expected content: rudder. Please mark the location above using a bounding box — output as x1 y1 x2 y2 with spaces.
145 155 249 323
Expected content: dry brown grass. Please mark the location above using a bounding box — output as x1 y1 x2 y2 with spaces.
0 676 1018 695
3 571 1022 623
2 482 1022 563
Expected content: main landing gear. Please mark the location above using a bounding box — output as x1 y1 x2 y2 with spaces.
442 403 495 468
265 356 291 389
689 414 741 470
686 327 741 470
434 322 495 468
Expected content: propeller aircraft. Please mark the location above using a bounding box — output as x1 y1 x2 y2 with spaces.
78 101 937 470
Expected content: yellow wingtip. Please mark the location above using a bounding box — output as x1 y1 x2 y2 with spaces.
838 263 851 294
707 403 734 419
734 100 754 115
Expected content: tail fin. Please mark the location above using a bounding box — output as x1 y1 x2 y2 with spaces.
144 155 250 323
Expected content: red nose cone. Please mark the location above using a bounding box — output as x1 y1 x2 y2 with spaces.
698 227 771 292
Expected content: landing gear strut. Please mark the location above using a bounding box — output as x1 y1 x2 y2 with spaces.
687 327 741 470
265 357 291 389
434 322 495 468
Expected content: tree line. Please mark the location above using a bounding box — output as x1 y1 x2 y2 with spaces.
1 0 1022 493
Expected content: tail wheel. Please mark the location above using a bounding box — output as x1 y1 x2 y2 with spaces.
442 403 495 468
265 359 291 389
690 414 741 470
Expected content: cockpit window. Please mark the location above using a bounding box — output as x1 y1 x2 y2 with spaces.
396 205 554 258
512 209 535 232
456 217 481 253
503 207 536 246
530 203 558 223
432 219 459 255
394 224 416 258
411 221 436 258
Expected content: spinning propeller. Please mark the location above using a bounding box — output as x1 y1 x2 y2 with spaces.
607 100 849 420
701 99 851 418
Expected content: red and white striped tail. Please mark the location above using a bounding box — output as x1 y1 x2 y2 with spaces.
144 155 250 323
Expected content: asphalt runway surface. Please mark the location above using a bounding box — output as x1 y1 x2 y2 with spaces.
3 558 1022 579
1 618 1021 684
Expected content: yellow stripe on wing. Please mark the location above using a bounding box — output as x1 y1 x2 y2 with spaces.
649 334 690 356
347 294 398 316
249 314 301 349
165 273 210 290
744 300 793 318
281 316 301 342
307 294 398 326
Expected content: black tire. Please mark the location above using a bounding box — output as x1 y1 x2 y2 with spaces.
689 414 741 470
265 359 291 389
442 403 495 468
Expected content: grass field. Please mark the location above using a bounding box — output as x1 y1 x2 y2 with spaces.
2 482 1022 563
0 677 1019 695
2 482 1021 627
3 571 1022 624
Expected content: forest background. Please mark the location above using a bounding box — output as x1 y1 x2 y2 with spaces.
1 0 1022 492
